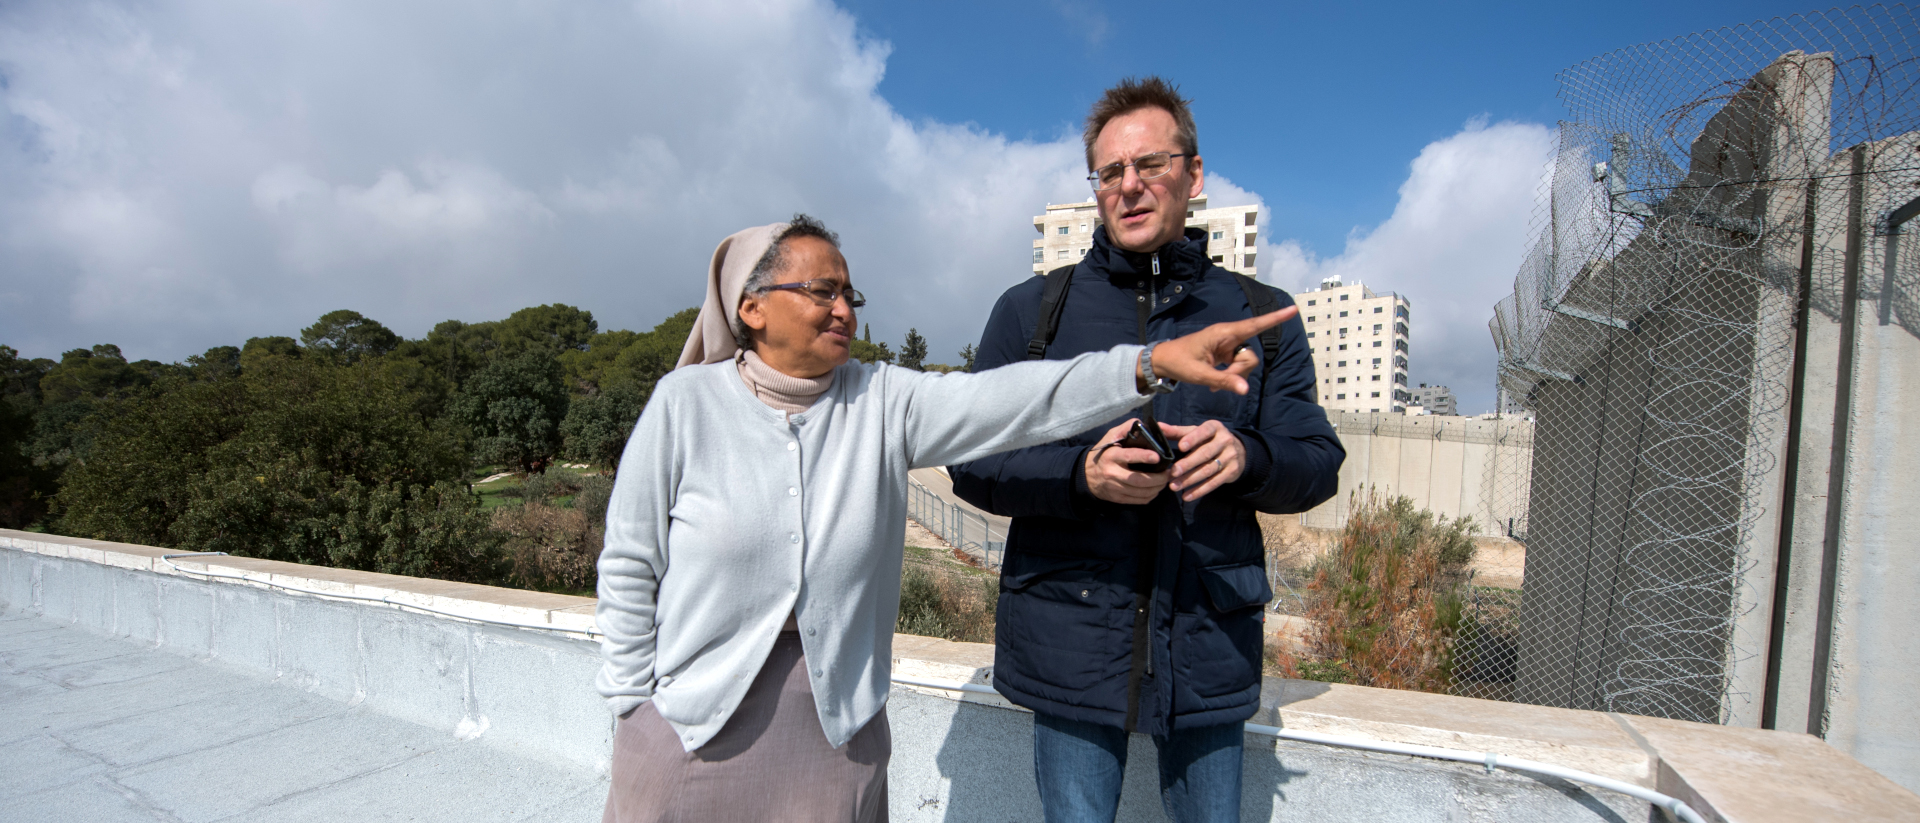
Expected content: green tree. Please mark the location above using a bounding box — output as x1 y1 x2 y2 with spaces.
450 350 569 473
240 336 303 372
959 344 977 373
40 345 150 404
54 356 491 580
560 380 649 470
186 346 242 381
0 347 50 527
494 304 597 357
300 310 400 365
850 339 894 365
899 328 929 371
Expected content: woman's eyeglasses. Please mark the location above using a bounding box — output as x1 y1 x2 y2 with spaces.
763 280 866 308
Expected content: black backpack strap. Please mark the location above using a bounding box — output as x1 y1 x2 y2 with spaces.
1234 273 1283 365
1025 264 1077 360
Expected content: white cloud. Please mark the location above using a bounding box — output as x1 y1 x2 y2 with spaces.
1263 119 1555 413
0 0 1097 364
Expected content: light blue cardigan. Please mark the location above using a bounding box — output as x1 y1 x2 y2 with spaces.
595 345 1149 751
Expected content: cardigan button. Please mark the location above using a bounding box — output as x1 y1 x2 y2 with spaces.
788 487 798 497
789 533 799 543
788 442 797 451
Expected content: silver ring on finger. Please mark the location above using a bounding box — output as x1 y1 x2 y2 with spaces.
1214 458 1224 470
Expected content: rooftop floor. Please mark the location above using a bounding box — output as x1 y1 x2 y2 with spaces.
0 609 608 823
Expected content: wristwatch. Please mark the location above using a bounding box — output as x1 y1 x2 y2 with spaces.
1140 342 1176 394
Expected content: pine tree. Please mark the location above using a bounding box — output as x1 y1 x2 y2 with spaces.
959 344 977 373
900 329 929 372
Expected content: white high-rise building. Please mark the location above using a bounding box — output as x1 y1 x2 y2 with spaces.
1297 275 1411 414
1031 194 1258 277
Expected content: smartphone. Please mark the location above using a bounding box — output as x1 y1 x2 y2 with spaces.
1118 418 1179 473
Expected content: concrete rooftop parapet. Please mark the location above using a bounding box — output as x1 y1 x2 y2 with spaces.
0 529 599 636
6 528 1918 822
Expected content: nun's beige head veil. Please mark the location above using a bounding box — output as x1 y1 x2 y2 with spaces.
675 222 788 369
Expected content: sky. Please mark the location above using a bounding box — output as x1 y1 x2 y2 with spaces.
0 0 1824 413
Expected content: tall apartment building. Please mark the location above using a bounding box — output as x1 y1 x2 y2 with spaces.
1298 275 1411 414
1031 194 1258 277
1408 383 1457 416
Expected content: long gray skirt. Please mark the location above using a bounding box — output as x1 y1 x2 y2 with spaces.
602 631 891 823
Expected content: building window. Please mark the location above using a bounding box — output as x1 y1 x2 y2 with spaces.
1337 393 1346 400
1057 226 1069 235
1337 377 1346 384
1339 311 1348 318
1212 231 1223 240
1080 223 1089 232
1370 408 1379 412
1395 372 1408 385
1033 249 1044 263
1338 344 1347 351
1340 294 1349 301
1243 253 1255 267
1373 341 1382 348
1395 322 1408 337
1245 211 1257 226
1057 250 1070 260
1308 299 1316 306
1371 392 1380 398
1337 361 1346 367
1307 316 1315 322
1396 305 1409 319
1306 331 1315 338
1395 339 1409 353
1373 323 1383 333
1080 248 1088 257
1338 327 1347 337
1371 375 1381 381
1244 233 1256 246
1372 357 1381 366
1374 307 1383 313
1211 255 1224 263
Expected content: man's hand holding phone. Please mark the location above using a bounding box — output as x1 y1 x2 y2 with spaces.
1085 419 1172 505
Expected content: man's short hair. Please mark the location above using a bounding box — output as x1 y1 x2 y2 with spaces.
1082 76 1198 171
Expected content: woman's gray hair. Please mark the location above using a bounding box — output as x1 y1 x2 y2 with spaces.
734 213 842 350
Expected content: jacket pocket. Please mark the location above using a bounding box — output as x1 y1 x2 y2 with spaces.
1000 552 1112 592
1197 562 1272 613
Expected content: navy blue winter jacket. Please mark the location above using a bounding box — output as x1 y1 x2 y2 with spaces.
950 225 1342 734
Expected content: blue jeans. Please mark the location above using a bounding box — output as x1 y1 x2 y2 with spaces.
1033 712 1244 823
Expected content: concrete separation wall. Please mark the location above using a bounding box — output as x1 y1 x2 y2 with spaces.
6 529 1915 822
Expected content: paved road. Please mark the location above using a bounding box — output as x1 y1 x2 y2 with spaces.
0 610 606 822
908 468 1009 567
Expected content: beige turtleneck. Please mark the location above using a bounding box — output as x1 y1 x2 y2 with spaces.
737 348 834 630
736 349 834 416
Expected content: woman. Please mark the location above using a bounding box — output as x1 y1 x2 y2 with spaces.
596 215 1292 822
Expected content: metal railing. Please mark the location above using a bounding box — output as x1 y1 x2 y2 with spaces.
906 479 1006 569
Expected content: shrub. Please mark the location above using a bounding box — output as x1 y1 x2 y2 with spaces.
493 501 600 594
896 555 996 644
1280 491 1476 692
574 474 613 524
521 471 581 503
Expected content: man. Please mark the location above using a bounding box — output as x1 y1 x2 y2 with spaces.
950 77 1343 822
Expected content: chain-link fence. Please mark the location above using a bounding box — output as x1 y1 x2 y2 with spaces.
1480 5 1920 724
906 478 1007 569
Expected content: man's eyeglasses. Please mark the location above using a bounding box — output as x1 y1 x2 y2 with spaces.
762 280 866 308
1088 152 1192 192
